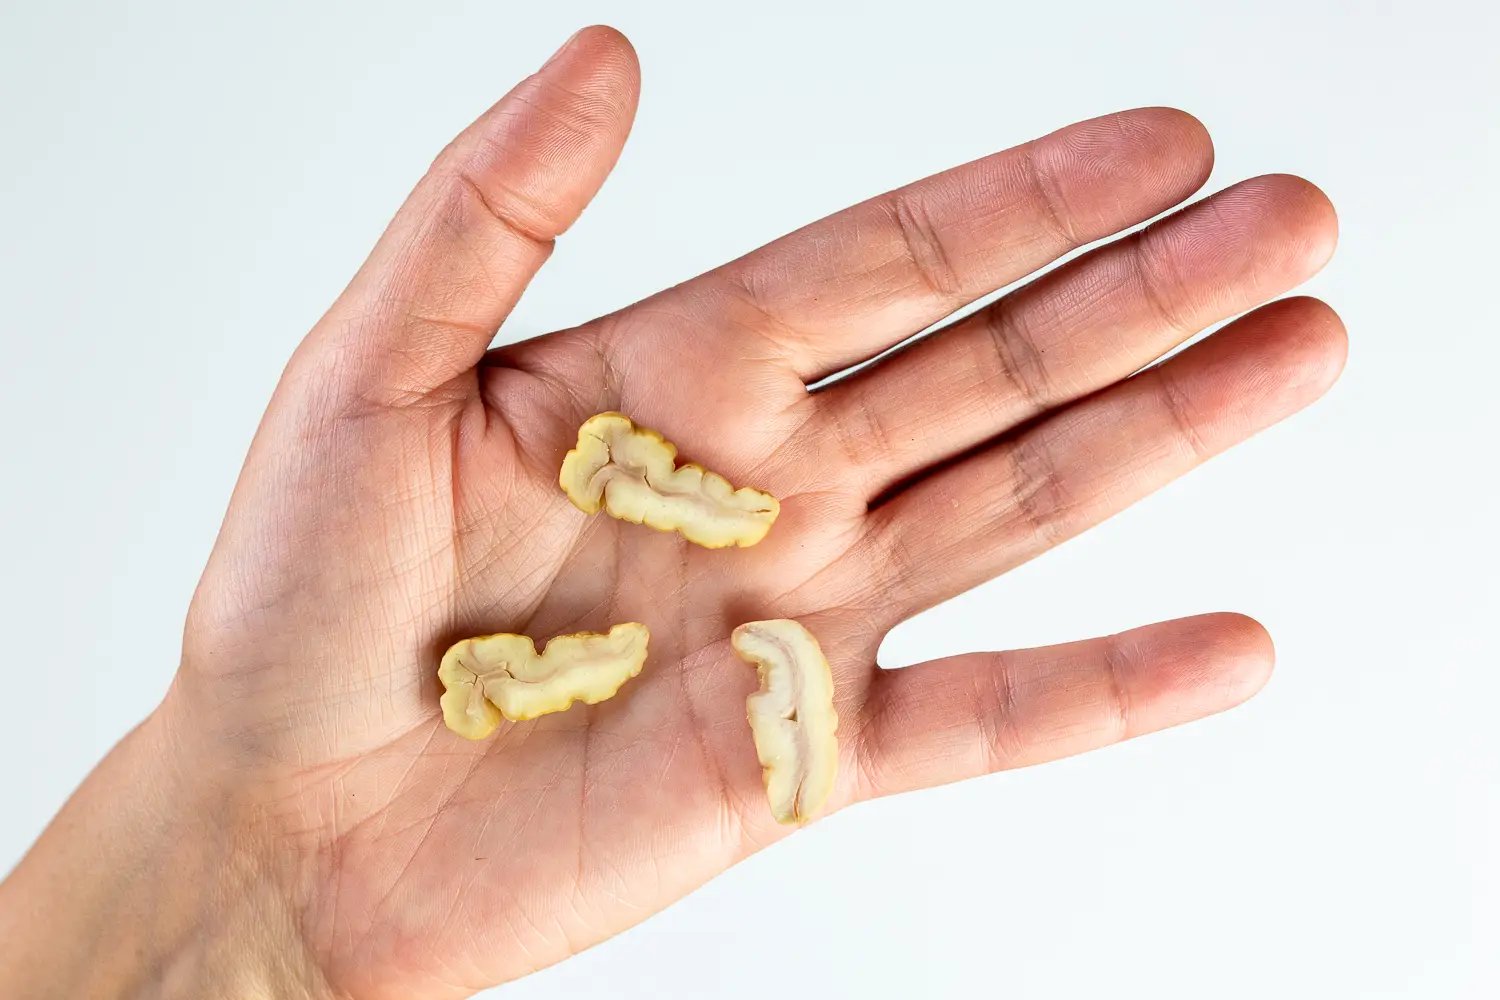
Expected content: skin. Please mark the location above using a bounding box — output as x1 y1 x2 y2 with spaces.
0 25 1345 1000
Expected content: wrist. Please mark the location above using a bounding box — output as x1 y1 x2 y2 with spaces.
0 693 332 1000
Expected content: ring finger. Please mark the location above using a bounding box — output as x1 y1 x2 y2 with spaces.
831 295 1347 631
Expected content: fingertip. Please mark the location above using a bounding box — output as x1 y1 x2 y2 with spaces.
1254 173 1340 272
1037 107 1217 240
539 25 642 111
1257 295 1350 399
1158 293 1348 436
1211 611 1275 659
565 24 640 74
1182 174 1337 294
1113 106 1216 184
1291 295 1349 389
1196 611 1276 704
1140 106 1214 163
1115 612 1276 725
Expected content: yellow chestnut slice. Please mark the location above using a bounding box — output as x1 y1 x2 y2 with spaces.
559 412 779 548
731 619 838 824
438 623 649 739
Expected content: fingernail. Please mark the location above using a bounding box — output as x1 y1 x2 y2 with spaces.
542 29 583 69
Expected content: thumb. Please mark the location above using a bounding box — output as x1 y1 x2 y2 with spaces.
317 26 639 401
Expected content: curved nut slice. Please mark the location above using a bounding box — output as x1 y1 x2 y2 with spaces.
438 623 649 739
731 619 838 824
559 412 779 548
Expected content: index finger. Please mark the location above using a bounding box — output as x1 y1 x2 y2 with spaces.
711 108 1214 381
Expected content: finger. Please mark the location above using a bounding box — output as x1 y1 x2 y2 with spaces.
812 174 1337 497
315 26 639 400
712 108 1213 381
844 296 1347 628
853 613 1272 799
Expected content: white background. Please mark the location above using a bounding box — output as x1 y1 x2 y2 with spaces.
1 1 1495 997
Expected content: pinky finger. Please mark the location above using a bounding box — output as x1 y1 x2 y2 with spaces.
852 613 1274 800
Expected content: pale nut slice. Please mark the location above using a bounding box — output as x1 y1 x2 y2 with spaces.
438 623 649 739
731 619 839 824
558 412 779 548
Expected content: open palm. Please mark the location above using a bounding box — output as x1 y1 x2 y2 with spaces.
167 27 1344 1000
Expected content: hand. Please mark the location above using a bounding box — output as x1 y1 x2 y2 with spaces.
0 25 1344 1000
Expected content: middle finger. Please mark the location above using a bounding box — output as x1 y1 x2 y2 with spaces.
809 173 1336 498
